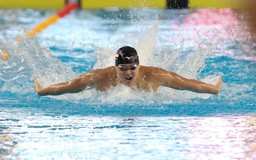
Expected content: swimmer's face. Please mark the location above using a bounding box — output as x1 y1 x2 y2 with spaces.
117 63 138 86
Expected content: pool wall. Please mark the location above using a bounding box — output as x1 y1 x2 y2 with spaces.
0 0 244 9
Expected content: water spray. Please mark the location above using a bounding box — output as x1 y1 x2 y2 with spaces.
1 1 79 60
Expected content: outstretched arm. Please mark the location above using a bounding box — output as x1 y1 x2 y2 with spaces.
152 68 222 94
34 66 117 96
34 73 92 96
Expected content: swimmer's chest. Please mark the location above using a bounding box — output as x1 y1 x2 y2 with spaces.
134 77 160 91
94 78 119 91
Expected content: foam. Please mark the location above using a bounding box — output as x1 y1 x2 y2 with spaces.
0 24 220 102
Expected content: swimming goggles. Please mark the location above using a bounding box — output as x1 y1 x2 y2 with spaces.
118 64 137 71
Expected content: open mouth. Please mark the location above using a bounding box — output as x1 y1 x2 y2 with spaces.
125 76 133 81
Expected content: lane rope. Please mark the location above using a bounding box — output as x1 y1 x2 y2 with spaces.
1 2 78 60
17 2 78 41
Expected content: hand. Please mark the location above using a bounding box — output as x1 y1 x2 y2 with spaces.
34 79 43 93
215 75 223 93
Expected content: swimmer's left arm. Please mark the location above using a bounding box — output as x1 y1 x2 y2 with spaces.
152 68 222 94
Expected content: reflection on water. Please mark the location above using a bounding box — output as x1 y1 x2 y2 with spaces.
244 116 256 159
185 116 256 159
0 114 256 159
0 132 17 158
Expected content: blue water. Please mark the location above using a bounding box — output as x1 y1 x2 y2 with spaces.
0 8 256 159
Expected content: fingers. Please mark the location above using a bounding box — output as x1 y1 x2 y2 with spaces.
216 75 223 92
34 79 43 92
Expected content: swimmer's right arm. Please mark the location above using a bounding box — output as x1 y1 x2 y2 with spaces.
34 73 93 96
34 67 117 96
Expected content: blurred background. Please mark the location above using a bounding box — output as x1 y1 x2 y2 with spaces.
0 0 255 38
0 0 248 9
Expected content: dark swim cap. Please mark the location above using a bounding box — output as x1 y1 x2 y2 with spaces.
115 46 139 66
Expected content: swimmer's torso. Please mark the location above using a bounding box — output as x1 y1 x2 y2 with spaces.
86 66 118 91
85 66 162 92
132 66 161 91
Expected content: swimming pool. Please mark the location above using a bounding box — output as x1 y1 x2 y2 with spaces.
0 8 256 159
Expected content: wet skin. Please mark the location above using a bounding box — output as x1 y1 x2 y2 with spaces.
116 64 138 86
34 64 222 96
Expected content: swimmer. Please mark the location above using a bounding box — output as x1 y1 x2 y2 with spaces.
34 46 222 96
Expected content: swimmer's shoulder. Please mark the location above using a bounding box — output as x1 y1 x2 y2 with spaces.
139 66 175 82
139 65 165 75
88 66 116 74
88 66 117 80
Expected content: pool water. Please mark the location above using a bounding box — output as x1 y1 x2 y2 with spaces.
0 8 256 159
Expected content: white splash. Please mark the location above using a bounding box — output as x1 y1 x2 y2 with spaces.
0 24 220 102
0 39 77 94
92 25 219 102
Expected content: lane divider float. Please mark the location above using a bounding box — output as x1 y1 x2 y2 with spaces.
17 2 78 41
0 50 10 60
1 2 78 60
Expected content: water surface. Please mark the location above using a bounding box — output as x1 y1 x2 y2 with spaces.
0 8 255 159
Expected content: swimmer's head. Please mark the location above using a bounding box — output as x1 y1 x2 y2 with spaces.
115 46 139 66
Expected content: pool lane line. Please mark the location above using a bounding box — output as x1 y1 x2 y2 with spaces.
0 2 78 60
16 2 78 41
0 50 10 60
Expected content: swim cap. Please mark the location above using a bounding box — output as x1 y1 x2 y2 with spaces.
115 46 139 66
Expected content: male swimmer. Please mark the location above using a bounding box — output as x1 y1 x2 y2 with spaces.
34 46 222 96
